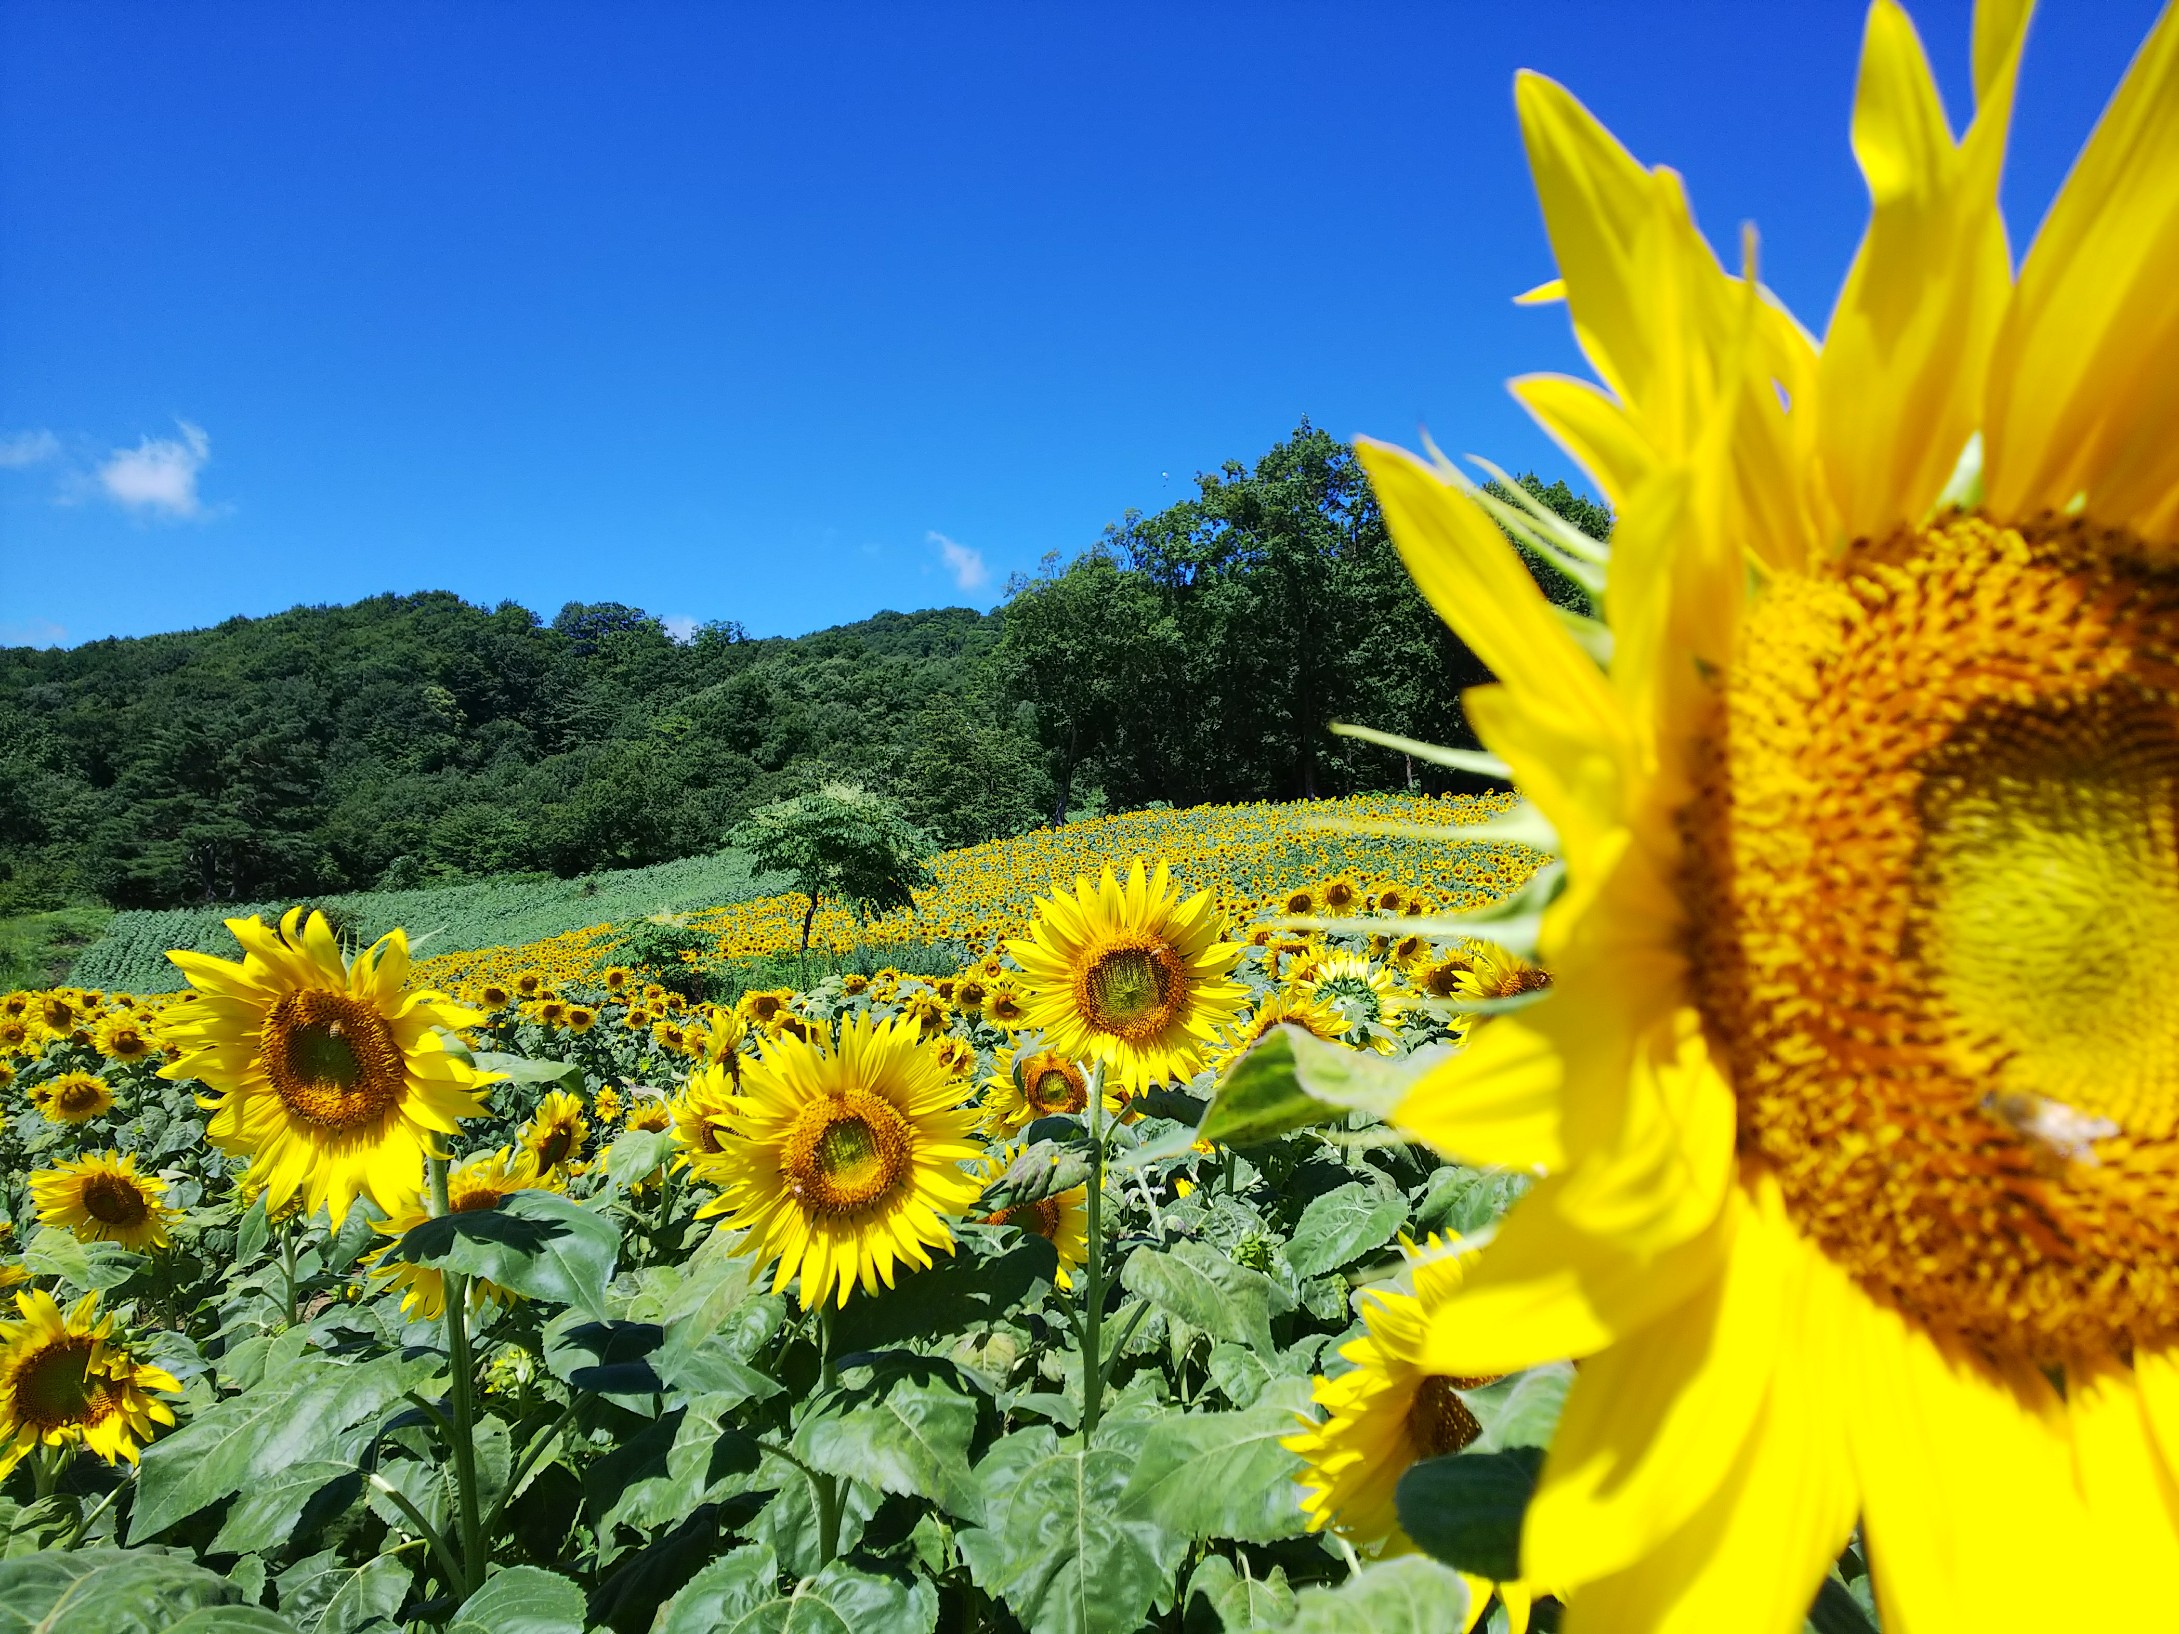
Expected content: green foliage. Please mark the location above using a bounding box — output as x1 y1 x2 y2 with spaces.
729 783 932 951
71 849 783 994
0 907 113 990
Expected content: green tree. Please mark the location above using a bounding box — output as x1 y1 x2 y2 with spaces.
901 694 1050 847
729 782 933 950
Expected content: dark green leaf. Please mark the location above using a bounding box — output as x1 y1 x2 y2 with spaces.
1283 1178 1407 1279
1394 1447 1542 1581
1807 1576 1880 1634
828 1237 1057 1355
1185 1555 1296 1633
659 1545 938 1634
797 1372 980 1520
448 1566 586 1634
0 1551 298 1634
394 1190 620 1322
131 1352 437 1541
975 1138 1097 1212
956 1428 1187 1634
1283 1556 1475 1633
22 1225 145 1292
1121 1240 1281 1353
1117 1381 1313 1541
276 1548 410 1634
210 1459 359 1556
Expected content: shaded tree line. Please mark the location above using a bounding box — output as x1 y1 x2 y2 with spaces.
0 421 1604 911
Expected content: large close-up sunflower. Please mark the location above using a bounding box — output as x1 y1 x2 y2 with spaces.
0 1289 178 1477
159 907 501 1225
1006 860 1248 1093
691 1011 982 1308
31 1152 179 1252
1362 3 2179 1627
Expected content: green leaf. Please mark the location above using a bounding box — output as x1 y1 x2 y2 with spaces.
1121 1240 1281 1353
1117 1380 1313 1541
276 1548 410 1634
165 1611 299 1634
394 1190 620 1322
131 1352 437 1541
472 1050 580 1087
652 1228 776 1392
604 1127 676 1187
1185 1555 1296 1632
1197 1029 1446 1147
210 1459 358 1556
797 1370 980 1520
1411 1167 1528 1239
1283 1178 1407 1279
1462 1363 1572 1453
659 1545 938 1634
235 1193 271 1265
1808 1575 1881 1634
956 1428 1187 1634
448 1566 586 1634
829 1237 1057 1355
22 1225 145 1292
1393 1447 1542 1581
0 1549 266 1634
975 1138 1098 1212
1283 1556 1475 1633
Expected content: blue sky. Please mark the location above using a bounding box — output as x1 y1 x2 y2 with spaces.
0 1 2162 648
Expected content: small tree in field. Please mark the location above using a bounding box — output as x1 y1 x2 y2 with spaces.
730 782 932 951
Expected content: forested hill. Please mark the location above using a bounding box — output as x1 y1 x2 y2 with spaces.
0 422 1605 913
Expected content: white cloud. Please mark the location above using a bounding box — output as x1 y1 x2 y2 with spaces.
99 421 211 517
0 430 59 468
0 618 68 648
661 614 698 644
929 530 988 592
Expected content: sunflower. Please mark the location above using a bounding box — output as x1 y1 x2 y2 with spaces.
691 1012 982 1308
602 966 631 993
1361 6 2179 1626
0 1017 31 1054
30 1071 114 1124
983 985 1029 1029
1319 876 1362 916
1209 988 1350 1079
32 1153 179 1252
1285 1242 1528 1633
980 1146 1090 1288
159 908 499 1226
92 1013 156 1064
364 1147 559 1320
592 1086 623 1124
566 1004 598 1035
0 1289 178 1477
476 982 513 1012
1293 953 1411 1046
1007 861 1246 1093
1413 947 1480 1001
1281 885 1320 918
899 991 950 1040
841 972 872 998
1449 942 1550 1013
513 971 545 1000
624 1096 673 1134
34 993 75 1034
931 1035 979 1080
980 1046 1123 1137
520 1089 590 1174
670 1060 740 1167
739 989 792 1028
954 975 989 1013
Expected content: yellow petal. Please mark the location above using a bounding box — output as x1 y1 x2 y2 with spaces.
1525 1182 1789 1589
1393 1008 1566 1172
1817 0 2023 543
1985 2 2179 544
1846 1283 2090 1632
2068 1367 2179 1616
1510 373 1658 513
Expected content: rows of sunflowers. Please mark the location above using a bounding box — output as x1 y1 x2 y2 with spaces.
0 848 1565 1634
8 0 2178 1627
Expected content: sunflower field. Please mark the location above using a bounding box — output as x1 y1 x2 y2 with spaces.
0 814 1602 1634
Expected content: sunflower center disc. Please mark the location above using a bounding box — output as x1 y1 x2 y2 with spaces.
1687 516 2179 1365
1079 943 1183 1043
1029 1064 1085 1114
263 989 405 1134
788 1089 912 1215
82 1172 149 1227
54 1081 103 1116
15 1339 97 1431
1404 1374 1484 1460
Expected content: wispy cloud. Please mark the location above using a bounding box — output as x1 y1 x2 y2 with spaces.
929 530 988 593
0 618 68 649
0 430 59 469
99 421 211 518
661 615 698 644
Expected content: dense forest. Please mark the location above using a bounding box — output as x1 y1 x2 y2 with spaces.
0 422 1606 912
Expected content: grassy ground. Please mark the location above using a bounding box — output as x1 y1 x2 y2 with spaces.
69 851 786 995
0 907 117 991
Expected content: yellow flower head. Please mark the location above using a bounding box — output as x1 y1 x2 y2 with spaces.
670 1059 740 1168
592 1086 623 1125
983 984 1029 1029
159 909 500 1226
691 1012 982 1307
364 1146 560 1319
1007 861 1247 1093
30 1071 114 1125
1210 988 1349 1080
0 1289 178 1477
978 1144 1090 1289
92 1013 157 1065
519 1089 590 1175
980 1046 1123 1137
1361 4 2179 1626
32 1153 179 1252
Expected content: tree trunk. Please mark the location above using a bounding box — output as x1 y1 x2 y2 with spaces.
800 892 818 952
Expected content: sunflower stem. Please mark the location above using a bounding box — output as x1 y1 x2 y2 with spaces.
814 1302 842 1568
1080 1059 1107 1442
427 1153 486 1598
